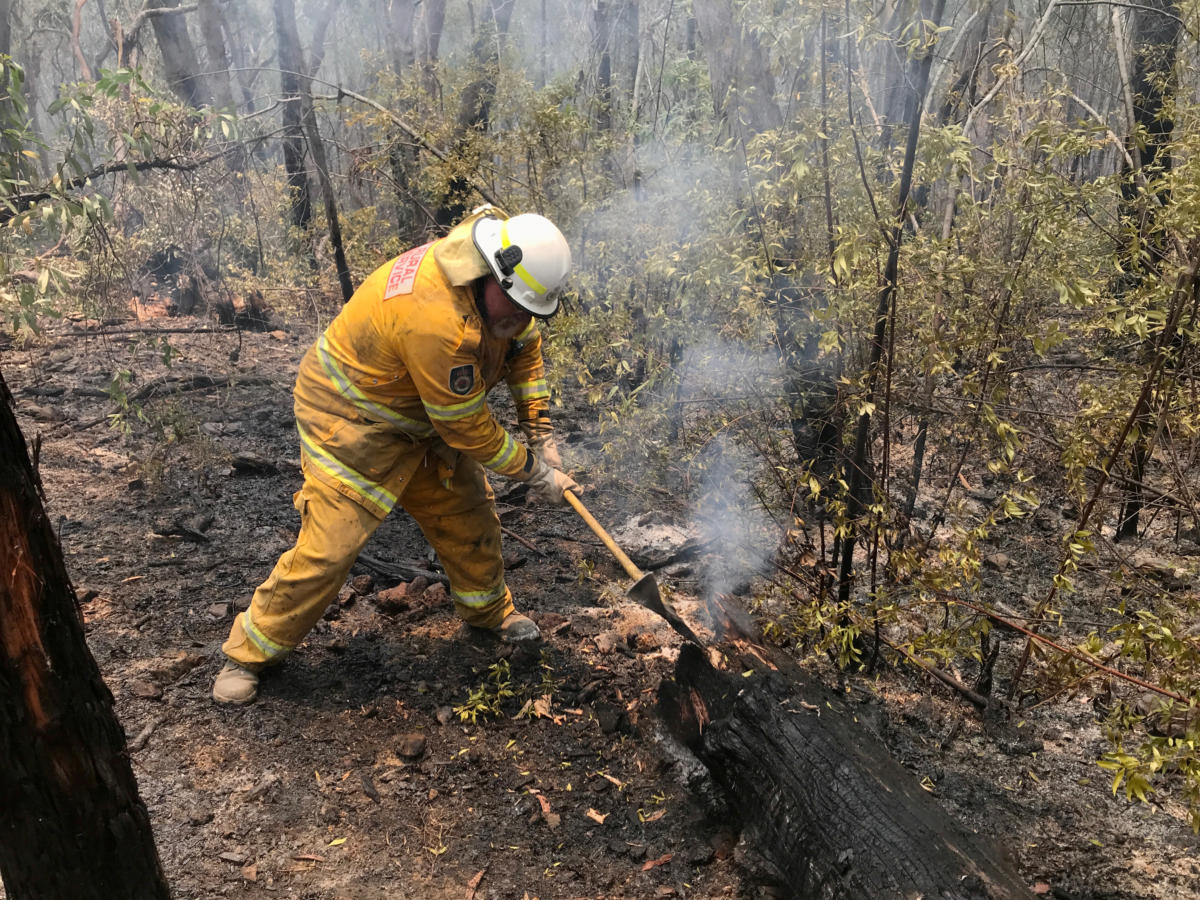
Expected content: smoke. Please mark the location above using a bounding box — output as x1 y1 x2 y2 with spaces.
584 143 732 240
567 135 750 297
676 335 784 404
693 434 772 604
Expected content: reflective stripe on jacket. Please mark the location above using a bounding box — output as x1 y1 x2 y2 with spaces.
292 208 551 516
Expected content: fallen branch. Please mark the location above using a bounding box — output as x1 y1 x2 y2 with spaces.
500 525 545 557
948 595 1190 703
128 713 168 752
355 552 449 587
241 771 280 803
75 374 274 430
536 529 602 546
3 155 231 224
876 632 991 709
67 326 240 336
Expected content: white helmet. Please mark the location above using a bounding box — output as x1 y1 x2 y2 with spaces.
472 213 571 317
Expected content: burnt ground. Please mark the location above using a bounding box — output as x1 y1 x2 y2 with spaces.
4 317 1200 899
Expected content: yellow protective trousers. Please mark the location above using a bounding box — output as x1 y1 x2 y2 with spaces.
221 447 514 670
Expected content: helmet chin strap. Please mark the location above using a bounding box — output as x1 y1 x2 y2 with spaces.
476 275 525 326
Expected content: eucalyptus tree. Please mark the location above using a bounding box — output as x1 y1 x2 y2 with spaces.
0 369 171 900
148 0 209 105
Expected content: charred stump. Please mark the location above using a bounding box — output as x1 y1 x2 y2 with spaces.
659 643 1030 899
0 369 170 899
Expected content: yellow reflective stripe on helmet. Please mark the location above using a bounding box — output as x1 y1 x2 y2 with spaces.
482 432 520 471
452 579 508 609
423 391 486 422
500 221 547 295
242 608 289 659
509 378 549 402
317 335 436 439
297 422 397 515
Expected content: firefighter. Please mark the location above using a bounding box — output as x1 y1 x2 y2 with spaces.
213 207 579 705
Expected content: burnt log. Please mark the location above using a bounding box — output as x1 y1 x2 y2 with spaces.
659 643 1030 899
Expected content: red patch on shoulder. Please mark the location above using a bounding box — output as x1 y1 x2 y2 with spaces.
383 242 433 299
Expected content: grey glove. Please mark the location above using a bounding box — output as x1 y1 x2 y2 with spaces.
526 456 580 505
530 435 562 469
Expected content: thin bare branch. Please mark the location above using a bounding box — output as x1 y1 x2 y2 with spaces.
962 0 1063 138
1060 0 1187 29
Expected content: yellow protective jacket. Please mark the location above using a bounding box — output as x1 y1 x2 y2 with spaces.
293 208 552 518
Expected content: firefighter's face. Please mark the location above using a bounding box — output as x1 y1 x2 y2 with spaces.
481 277 532 339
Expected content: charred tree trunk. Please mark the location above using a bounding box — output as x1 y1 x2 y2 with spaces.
275 0 312 232
150 0 209 107
16 7 52 178
418 0 447 94
388 0 417 74
227 2 262 114
836 0 944 606
386 0 424 243
272 0 353 297
594 0 614 133
302 96 355 302
692 0 781 141
0 0 10 58
0 371 171 899
306 0 352 299
197 0 235 110
1115 0 1182 542
434 0 516 227
659 644 1029 898
616 0 638 103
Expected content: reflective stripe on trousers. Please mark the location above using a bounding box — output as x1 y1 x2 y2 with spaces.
221 447 514 668
297 421 398 516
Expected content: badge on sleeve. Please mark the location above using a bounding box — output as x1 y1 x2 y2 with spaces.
448 364 476 395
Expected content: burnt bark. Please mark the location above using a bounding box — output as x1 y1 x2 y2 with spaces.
388 0 417 73
0 0 10 57
226 2 262 113
273 0 353 297
616 0 638 103
302 97 355 301
658 644 1030 899
0 370 171 899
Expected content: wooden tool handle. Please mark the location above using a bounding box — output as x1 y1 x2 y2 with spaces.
564 490 644 581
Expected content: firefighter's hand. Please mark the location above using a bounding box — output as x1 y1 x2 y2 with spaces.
527 457 580 505
531 434 562 470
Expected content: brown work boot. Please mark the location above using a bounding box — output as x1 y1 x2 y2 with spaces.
491 612 541 643
212 660 259 705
